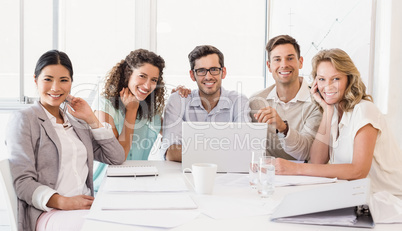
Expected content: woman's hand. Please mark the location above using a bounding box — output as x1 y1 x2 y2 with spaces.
120 88 139 111
66 95 92 118
171 85 191 98
275 158 298 175
67 95 102 128
47 194 94 210
310 78 333 112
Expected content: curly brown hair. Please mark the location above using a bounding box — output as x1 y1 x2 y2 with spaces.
103 49 166 121
311 48 372 112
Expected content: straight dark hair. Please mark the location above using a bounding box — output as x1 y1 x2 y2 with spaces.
34 50 74 81
188 45 224 70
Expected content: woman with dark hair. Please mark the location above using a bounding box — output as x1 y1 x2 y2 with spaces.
6 50 125 230
92 49 171 190
275 48 402 198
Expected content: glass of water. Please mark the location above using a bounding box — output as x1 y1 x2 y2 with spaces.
258 156 275 198
249 151 264 189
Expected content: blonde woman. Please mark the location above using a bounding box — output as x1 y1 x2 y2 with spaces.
275 48 402 197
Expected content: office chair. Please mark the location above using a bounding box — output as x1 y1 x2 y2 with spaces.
0 159 18 231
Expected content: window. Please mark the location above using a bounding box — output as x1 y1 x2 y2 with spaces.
0 0 377 159
61 0 137 103
157 0 267 98
267 0 373 87
0 0 138 107
0 0 374 103
0 0 140 159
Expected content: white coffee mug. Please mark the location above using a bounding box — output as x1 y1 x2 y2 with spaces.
183 163 217 194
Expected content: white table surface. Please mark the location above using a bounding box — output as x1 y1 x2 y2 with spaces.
81 160 402 231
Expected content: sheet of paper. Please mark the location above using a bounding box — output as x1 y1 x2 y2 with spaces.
193 195 280 219
215 173 250 187
274 175 337 186
101 193 198 210
215 173 337 188
107 165 158 177
103 175 188 192
86 210 201 228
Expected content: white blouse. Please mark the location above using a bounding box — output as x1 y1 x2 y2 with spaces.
330 100 402 197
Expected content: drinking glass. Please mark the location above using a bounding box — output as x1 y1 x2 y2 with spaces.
258 156 275 198
249 151 264 189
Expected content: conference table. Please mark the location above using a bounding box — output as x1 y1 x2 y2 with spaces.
81 160 402 231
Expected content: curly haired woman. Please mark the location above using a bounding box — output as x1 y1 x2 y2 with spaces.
92 49 166 191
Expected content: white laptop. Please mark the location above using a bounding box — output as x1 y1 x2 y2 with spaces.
181 122 268 173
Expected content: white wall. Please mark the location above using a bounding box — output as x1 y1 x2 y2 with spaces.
0 113 10 161
373 0 402 146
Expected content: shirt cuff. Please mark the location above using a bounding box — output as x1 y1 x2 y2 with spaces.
91 122 114 140
159 139 181 160
159 140 170 160
279 128 306 160
32 185 57 212
279 127 295 149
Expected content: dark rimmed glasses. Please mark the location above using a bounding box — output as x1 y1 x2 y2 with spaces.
193 67 222 76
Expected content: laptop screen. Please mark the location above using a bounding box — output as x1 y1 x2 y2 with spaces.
181 122 268 173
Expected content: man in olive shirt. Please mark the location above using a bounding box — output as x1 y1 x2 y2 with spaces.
250 35 322 161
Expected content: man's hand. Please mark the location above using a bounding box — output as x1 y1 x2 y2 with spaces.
171 85 191 98
166 144 182 162
254 106 287 132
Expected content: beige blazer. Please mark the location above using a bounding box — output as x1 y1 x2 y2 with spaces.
6 101 125 231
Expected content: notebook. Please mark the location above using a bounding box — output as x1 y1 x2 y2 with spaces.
107 165 159 177
181 122 268 173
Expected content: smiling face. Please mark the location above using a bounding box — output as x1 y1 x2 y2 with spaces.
190 54 226 99
267 43 303 86
316 61 348 105
128 63 160 101
35 64 72 114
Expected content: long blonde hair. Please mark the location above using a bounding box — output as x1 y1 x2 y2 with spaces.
311 48 372 112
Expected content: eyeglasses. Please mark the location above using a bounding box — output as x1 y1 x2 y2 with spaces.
193 67 222 76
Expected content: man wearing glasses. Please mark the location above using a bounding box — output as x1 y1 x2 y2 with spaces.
250 35 322 161
159 45 251 162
